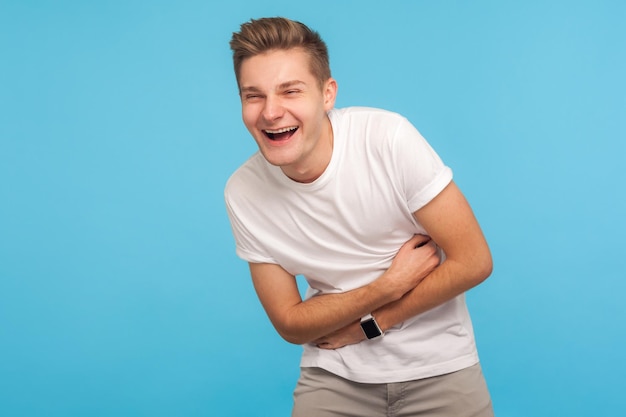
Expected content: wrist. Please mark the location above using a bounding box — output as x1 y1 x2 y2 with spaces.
360 313 384 339
371 309 388 333
369 271 405 303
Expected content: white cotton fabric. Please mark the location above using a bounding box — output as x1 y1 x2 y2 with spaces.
225 107 479 383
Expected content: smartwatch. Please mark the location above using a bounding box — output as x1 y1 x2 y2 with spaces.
360 313 383 339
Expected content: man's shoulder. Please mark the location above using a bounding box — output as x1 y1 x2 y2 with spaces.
332 106 405 121
331 107 411 143
331 107 409 134
225 152 267 196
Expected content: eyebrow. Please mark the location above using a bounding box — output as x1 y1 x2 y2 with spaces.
277 80 306 90
240 80 307 94
239 86 261 94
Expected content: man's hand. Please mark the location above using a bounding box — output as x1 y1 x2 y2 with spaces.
375 234 440 300
249 234 440 345
312 234 441 350
313 320 364 350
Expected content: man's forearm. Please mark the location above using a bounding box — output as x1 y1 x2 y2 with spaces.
278 280 400 345
374 181 493 333
252 236 439 345
374 256 491 333
313 255 492 351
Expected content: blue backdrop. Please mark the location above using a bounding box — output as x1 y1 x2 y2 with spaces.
1 1 624 416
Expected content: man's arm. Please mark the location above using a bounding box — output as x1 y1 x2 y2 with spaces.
375 180 492 327
249 234 440 345
315 181 492 349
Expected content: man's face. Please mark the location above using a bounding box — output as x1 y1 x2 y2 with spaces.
238 48 337 183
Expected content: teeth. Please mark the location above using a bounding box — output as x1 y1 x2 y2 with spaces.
264 126 298 134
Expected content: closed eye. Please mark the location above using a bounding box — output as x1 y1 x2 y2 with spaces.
244 94 263 101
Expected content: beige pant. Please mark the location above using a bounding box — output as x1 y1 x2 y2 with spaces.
292 363 494 417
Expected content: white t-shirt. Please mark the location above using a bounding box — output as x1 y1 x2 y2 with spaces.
225 107 479 383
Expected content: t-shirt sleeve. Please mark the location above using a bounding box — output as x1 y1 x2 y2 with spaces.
391 117 453 213
224 174 278 265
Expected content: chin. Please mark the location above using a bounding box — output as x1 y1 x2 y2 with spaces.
260 151 297 168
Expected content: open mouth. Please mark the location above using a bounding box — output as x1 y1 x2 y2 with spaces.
264 126 299 141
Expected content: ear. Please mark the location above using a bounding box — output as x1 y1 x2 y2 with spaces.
323 78 338 111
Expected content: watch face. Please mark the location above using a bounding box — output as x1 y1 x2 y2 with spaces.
361 318 382 339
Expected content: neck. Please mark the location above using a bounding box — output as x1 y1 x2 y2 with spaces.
284 116 334 183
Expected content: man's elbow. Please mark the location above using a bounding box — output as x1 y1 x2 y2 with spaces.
273 317 311 345
276 328 307 345
281 334 308 345
471 251 493 285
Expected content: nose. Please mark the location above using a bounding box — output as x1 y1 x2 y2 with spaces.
261 95 284 122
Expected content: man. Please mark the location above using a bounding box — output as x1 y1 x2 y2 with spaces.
225 17 494 416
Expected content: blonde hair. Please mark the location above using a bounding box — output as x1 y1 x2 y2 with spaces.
230 17 331 89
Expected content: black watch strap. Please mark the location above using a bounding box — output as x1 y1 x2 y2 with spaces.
360 313 383 339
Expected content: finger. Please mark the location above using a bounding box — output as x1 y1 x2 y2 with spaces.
413 235 432 248
401 234 427 250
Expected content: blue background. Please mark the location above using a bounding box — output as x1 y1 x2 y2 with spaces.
1 1 625 416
